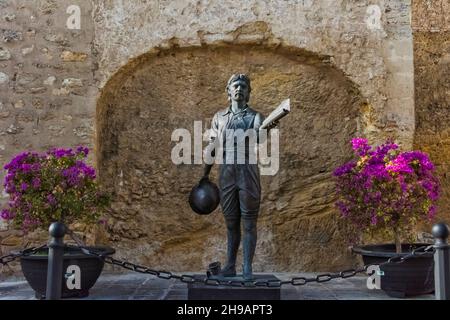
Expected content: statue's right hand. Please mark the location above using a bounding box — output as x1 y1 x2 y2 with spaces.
202 163 213 180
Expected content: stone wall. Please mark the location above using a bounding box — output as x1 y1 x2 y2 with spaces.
0 0 424 273
93 0 416 272
412 0 450 222
96 44 362 272
94 0 415 149
0 0 97 270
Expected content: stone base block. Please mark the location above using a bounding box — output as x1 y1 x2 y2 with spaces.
187 274 281 300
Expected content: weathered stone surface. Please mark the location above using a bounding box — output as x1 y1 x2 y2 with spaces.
52 88 70 96
44 33 67 45
1 29 22 42
0 47 10 60
6 124 21 134
39 0 58 15
32 98 43 109
3 14 15 22
26 29 36 37
62 78 83 88
0 111 10 118
0 102 8 118
0 72 8 84
61 51 88 62
413 29 450 223
13 100 24 109
21 45 34 56
43 76 56 86
16 73 38 86
1 235 22 246
30 87 47 94
412 0 449 32
73 125 91 139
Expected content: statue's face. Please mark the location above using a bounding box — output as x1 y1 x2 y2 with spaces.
228 79 250 103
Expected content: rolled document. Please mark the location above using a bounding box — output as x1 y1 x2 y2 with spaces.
260 98 290 130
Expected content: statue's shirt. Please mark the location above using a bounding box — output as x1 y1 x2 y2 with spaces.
205 105 265 165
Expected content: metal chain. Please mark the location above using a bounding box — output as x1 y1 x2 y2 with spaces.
0 244 48 266
77 244 436 288
66 228 86 248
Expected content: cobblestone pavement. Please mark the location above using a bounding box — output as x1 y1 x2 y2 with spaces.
0 272 435 300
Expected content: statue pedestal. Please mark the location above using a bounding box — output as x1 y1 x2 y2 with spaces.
187 274 281 300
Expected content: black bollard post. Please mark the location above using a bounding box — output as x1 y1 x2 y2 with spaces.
46 222 66 300
432 222 450 300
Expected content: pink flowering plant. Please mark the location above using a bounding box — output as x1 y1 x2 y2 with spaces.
1 147 110 233
334 138 440 253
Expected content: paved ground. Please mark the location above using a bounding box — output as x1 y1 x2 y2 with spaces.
0 272 435 300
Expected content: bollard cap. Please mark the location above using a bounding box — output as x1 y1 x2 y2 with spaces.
432 223 449 241
48 222 66 238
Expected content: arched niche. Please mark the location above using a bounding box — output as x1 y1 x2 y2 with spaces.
95 44 363 272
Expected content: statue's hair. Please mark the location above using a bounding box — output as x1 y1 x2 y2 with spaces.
226 74 251 102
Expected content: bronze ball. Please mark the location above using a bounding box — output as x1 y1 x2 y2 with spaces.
189 177 220 215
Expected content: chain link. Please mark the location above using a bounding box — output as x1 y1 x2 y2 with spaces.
381 245 434 267
0 244 48 266
75 244 435 288
0 243 435 288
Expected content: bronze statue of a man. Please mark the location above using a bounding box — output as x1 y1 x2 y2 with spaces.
203 74 275 280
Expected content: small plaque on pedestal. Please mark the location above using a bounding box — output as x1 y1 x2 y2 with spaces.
187 274 281 300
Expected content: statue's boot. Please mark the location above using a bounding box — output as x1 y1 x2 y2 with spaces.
219 218 240 277
243 218 257 281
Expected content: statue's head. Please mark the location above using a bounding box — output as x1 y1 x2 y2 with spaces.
226 73 251 103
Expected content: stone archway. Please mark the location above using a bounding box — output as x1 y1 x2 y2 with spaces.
95 44 363 272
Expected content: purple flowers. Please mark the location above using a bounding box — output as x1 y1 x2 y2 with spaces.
386 155 414 174
76 146 89 156
333 161 356 177
351 138 372 156
32 177 41 189
61 160 97 187
46 194 57 207
1 146 110 232
1 209 11 219
20 182 28 192
334 138 440 241
47 147 75 159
